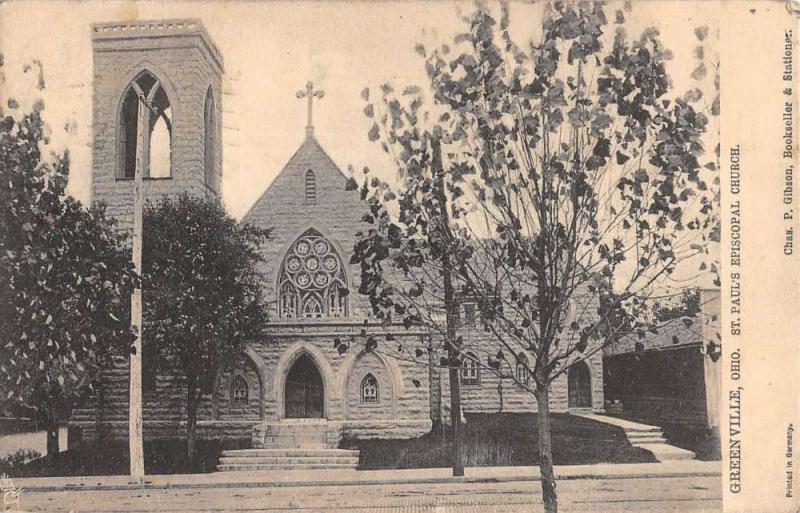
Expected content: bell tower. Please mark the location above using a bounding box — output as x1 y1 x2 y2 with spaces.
90 19 224 228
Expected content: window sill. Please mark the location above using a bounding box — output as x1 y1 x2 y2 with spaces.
115 176 174 181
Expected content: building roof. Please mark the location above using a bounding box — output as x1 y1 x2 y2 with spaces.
91 18 223 72
243 134 349 226
605 288 720 356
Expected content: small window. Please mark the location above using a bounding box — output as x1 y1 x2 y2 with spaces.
204 87 218 191
142 345 158 393
360 374 379 403
304 170 316 203
143 369 157 394
301 293 323 319
462 302 476 327
231 375 249 406
461 352 480 386
327 280 347 318
515 353 530 385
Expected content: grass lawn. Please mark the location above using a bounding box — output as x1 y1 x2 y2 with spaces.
5 439 249 478
341 413 657 469
7 412 657 476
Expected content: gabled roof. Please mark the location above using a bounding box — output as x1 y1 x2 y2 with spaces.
243 134 350 225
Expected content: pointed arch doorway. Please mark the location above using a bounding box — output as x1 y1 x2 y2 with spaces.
285 354 324 418
568 361 592 409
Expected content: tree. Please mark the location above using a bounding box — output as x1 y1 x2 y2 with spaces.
351 3 718 512
349 121 468 476
142 193 270 467
0 63 137 459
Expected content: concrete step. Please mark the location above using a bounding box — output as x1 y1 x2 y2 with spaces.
220 456 359 465
638 443 696 461
222 449 360 458
217 463 358 471
625 436 667 444
256 435 332 444
622 427 663 434
252 442 333 450
217 446 361 472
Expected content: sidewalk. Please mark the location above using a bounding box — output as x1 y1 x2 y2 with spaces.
0 428 68 459
13 460 721 493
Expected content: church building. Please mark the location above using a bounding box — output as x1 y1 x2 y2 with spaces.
68 19 605 467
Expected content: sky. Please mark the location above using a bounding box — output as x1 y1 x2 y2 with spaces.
0 0 718 223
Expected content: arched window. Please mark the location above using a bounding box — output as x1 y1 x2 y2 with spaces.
515 353 530 385
118 71 172 179
278 229 348 319
461 352 480 386
304 170 316 204
301 293 323 319
568 360 592 409
360 374 379 403
231 375 249 406
204 87 217 191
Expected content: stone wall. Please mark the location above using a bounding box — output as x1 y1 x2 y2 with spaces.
241 135 376 318
432 287 606 420
344 351 396 421
68 328 434 447
433 341 604 419
214 358 262 422
248 330 432 438
91 19 224 229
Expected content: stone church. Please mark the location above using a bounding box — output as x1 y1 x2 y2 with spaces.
68 19 604 466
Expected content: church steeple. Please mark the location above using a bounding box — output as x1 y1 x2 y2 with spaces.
295 81 324 138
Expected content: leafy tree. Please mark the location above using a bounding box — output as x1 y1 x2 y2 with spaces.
350 131 470 475
351 3 718 512
142 193 270 467
653 287 700 322
0 61 137 459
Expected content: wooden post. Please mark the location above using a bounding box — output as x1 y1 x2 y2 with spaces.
129 94 147 482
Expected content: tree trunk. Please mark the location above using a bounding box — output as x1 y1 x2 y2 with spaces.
186 372 199 471
45 409 60 460
96 370 107 446
447 346 464 476
536 382 558 513
432 137 464 478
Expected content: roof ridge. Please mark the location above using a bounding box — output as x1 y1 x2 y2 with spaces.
241 135 349 222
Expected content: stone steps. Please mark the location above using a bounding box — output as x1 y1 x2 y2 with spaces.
218 420 358 472
222 449 360 458
257 436 335 447
217 463 358 471
626 436 668 444
255 442 331 450
574 414 696 462
217 448 359 472
220 456 359 465
622 427 695 461
637 443 696 461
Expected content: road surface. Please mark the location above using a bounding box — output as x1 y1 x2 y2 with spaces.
13 474 720 512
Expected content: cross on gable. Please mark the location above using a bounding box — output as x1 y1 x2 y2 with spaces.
296 81 325 137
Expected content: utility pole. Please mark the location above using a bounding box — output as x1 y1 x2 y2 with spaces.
129 91 151 482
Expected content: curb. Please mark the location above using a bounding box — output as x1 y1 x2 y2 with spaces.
19 470 722 493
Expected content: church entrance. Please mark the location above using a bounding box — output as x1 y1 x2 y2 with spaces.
568 361 592 409
285 354 324 418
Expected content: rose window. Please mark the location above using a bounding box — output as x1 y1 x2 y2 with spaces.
279 229 348 319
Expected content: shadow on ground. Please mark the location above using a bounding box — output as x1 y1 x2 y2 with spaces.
341 413 657 469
